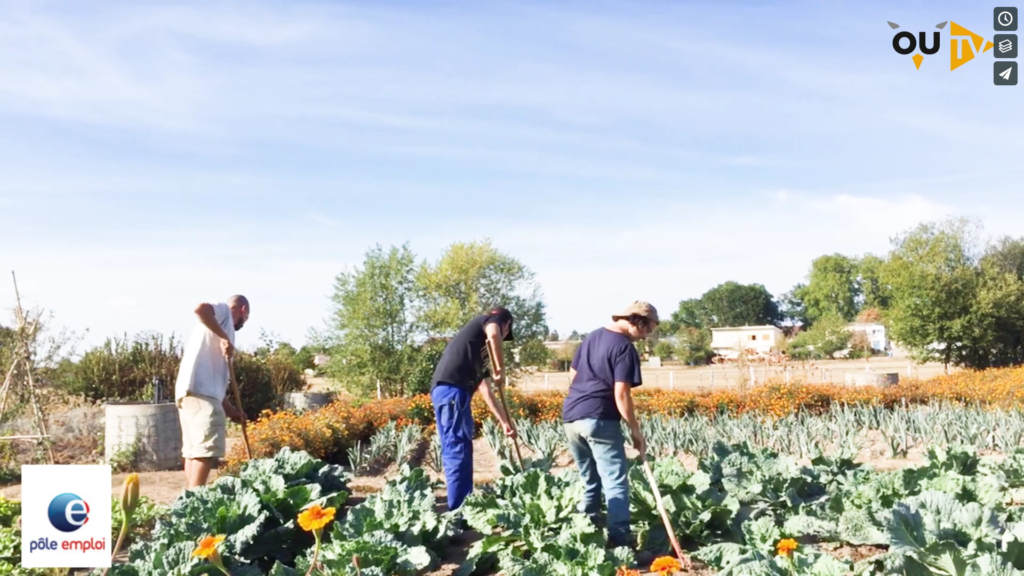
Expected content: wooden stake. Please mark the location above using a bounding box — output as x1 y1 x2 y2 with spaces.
228 360 253 460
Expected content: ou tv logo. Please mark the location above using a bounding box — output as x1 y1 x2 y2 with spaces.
47 493 90 532
889 20 995 70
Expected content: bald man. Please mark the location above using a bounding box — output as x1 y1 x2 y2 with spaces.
174 295 250 488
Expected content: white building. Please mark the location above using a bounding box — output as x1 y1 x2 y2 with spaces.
845 322 888 352
710 325 786 359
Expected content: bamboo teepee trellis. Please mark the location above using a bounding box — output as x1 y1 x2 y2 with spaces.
0 271 54 464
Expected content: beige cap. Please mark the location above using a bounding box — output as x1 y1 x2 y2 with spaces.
612 301 660 324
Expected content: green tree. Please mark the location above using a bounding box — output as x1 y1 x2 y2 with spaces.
0 324 14 377
517 338 553 368
698 281 781 327
653 340 675 360
957 259 1024 368
667 298 706 331
405 338 449 395
416 240 548 370
552 341 579 371
777 286 809 327
293 344 324 374
857 254 890 311
882 218 981 369
325 243 421 397
674 327 714 365
788 314 852 360
795 254 860 323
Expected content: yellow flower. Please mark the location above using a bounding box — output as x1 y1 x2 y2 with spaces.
650 556 682 574
298 505 336 533
616 567 640 576
193 535 226 559
776 538 798 557
120 473 140 517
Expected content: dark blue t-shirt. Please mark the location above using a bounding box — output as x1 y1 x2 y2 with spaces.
562 328 642 422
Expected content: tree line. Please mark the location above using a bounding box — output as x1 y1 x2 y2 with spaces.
655 218 1024 369
11 217 1014 404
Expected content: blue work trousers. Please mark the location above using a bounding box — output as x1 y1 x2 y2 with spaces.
564 418 631 546
431 383 475 511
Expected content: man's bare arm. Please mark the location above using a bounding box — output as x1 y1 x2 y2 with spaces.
195 303 233 358
614 381 645 458
477 379 515 437
195 303 230 341
484 321 506 382
221 397 244 424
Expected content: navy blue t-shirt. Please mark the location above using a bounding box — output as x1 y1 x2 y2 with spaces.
562 328 642 422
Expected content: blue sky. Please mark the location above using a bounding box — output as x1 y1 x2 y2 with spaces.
1 0 1022 352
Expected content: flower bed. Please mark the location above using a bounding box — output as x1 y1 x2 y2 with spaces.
226 367 1024 471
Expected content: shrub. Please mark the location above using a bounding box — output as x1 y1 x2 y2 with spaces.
65 332 182 402
232 350 306 418
653 341 675 359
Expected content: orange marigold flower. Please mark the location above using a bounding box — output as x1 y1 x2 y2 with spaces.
192 535 226 559
616 566 641 576
298 504 336 533
776 538 798 557
650 556 682 574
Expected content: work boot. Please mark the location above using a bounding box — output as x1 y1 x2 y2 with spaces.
633 548 656 568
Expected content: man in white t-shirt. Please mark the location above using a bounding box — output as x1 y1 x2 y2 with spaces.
174 295 250 488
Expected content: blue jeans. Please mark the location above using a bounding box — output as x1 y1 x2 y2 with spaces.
564 418 630 546
431 383 474 511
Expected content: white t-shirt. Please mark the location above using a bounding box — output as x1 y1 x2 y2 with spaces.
175 302 236 402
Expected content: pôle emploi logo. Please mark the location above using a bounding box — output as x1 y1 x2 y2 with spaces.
21 465 112 568
47 493 90 532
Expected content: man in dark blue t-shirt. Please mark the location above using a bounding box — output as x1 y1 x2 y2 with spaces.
430 307 517 511
562 301 658 548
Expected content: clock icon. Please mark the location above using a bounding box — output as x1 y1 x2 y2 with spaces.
995 7 1018 31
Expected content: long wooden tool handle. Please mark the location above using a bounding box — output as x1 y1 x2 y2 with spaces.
642 460 689 567
228 360 253 460
486 338 524 469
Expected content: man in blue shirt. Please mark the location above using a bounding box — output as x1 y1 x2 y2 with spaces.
431 307 517 511
562 301 657 548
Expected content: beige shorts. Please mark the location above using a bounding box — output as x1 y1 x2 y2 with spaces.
177 394 226 459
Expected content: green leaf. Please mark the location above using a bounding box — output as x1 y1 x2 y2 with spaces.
744 517 781 553
693 543 748 568
888 503 927 553
809 554 853 576
837 509 887 546
921 542 968 576
782 515 836 540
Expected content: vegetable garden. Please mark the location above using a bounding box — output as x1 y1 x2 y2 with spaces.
9 368 1024 575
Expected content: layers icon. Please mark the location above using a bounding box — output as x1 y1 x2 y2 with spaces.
994 34 1018 58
